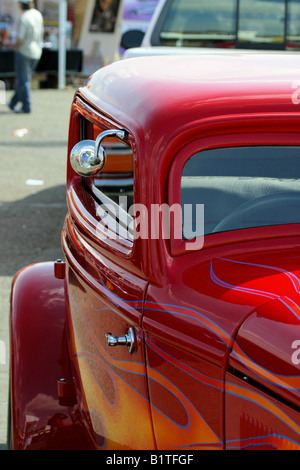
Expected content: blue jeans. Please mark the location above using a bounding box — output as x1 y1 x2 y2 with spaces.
10 52 38 113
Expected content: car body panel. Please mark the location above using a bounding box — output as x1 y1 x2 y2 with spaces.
65 53 300 449
230 297 300 408
9 262 92 450
123 45 286 58
84 53 300 137
63 212 156 449
9 52 300 450
225 373 300 450
143 239 300 449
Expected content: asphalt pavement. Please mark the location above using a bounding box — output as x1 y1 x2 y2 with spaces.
0 84 81 449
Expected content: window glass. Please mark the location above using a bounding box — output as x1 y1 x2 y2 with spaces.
159 0 237 47
181 146 300 238
287 0 300 48
238 0 285 45
84 118 133 210
157 0 300 50
81 117 134 243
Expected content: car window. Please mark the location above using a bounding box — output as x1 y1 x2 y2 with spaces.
238 0 286 45
287 0 300 47
156 0 300 49
181 146 300 238
158 0 236 47
84 119 133 207
81 116 134 243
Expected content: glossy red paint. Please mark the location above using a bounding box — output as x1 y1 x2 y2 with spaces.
9 262 92 450
143 241 300 448
9 53 300 449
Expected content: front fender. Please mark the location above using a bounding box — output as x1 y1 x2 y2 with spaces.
9 261 92 450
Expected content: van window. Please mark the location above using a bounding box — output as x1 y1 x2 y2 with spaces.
156 0 300 50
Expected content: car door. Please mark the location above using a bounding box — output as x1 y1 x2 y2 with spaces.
143 278 227 450
142 130 300 450
63 99 155 449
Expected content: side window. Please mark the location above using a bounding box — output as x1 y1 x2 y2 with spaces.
181 146 300 237
287 0 300 49
158 0 236 47
238 0 285 45
84 118 133 209
156 0 300 51
81 117 134 244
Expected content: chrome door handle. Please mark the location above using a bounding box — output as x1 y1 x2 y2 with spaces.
105 327 135 354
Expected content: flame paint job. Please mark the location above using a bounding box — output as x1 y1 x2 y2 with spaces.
143 247 300 449
63 201 300 449
9 53 300 449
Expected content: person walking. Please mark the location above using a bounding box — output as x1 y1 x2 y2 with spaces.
9 0 44 114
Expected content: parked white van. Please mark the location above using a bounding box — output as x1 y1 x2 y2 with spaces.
122 0 300 56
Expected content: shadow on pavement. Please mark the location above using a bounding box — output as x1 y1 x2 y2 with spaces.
0 141 68 148
0 185 67 451
0 185 67 277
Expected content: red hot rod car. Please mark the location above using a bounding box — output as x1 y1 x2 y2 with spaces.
8 52 300 450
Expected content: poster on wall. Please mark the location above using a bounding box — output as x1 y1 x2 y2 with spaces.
78 0 124 74
90 0 121 33
40 0 59 25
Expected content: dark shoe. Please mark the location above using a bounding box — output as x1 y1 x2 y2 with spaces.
8 103 30 114
13 108 30 114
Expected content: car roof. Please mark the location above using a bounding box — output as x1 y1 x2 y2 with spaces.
81 52 300 136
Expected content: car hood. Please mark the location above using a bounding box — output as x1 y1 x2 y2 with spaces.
229 295 300 408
